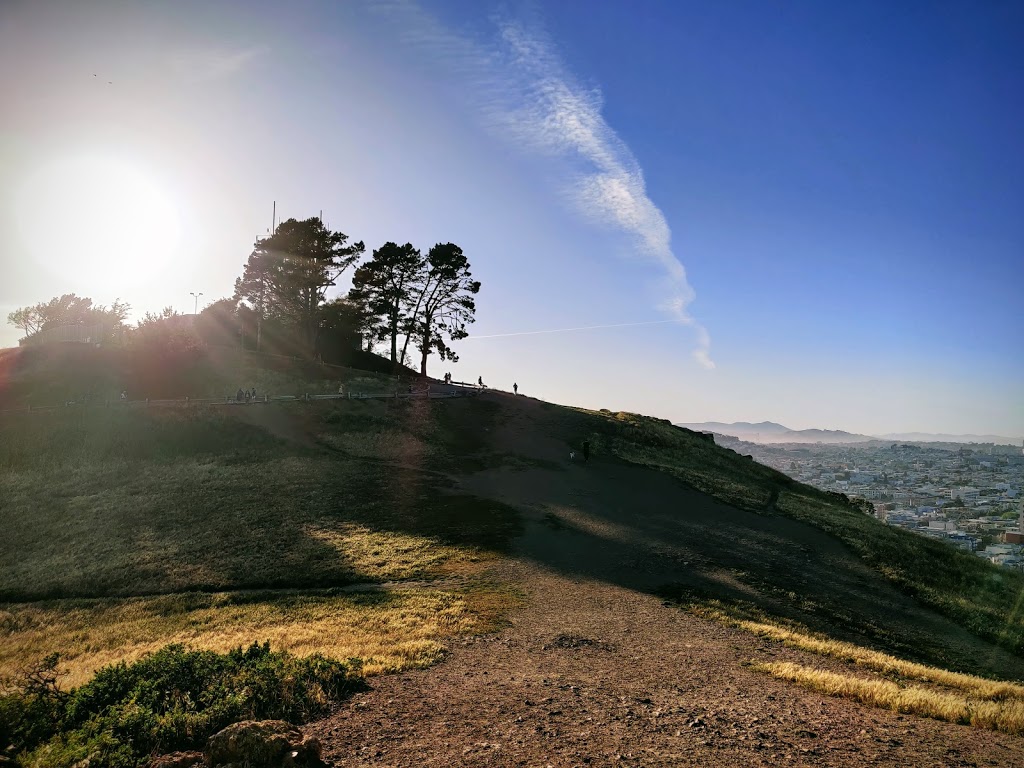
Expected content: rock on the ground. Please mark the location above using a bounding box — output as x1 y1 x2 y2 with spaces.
149 751 205 768
206 720 322 768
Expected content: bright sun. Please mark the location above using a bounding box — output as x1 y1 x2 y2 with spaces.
15 153 181 292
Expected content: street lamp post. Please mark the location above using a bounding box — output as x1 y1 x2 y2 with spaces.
190 292 204 315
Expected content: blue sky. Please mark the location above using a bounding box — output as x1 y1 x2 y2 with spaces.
1 0 1021 436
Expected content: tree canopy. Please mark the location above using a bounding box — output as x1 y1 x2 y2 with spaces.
7 214 481 377
6 294 130 344
234 218 364 352
403 243 480 375
347 242 425 366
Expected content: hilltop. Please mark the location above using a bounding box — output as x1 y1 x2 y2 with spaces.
3 384 1024 765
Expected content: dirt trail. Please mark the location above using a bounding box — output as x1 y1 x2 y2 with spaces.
315 563 1022 767
310 394 1024 766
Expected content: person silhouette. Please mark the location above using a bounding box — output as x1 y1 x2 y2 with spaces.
478 376 484 388
513 383 518 395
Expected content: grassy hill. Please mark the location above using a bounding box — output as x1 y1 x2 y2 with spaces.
3 374 1024 764
0 396 521 684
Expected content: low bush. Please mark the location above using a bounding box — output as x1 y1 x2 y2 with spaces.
0 643 362 768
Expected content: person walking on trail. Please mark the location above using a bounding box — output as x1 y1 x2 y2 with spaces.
236 387 245 403
478 376 484 389
582 440 591 463
513 382 518 396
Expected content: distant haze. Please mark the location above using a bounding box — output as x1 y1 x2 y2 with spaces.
678 422 1024 447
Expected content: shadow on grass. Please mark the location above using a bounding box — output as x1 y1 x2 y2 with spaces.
3 395 1022 685
0 400 522 603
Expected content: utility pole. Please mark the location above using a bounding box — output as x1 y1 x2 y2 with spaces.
189 291 204 315
257 200 275 354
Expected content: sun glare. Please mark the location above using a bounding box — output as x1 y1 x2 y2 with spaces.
15 153 181 292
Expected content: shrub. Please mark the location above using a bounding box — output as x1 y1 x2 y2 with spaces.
0 643 362 768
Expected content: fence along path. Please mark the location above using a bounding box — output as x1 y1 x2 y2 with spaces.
0 381 484 416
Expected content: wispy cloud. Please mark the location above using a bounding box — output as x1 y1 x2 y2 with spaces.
169 45 266 82
374 1 713 368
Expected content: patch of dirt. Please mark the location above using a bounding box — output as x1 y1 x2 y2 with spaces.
543 634 616 652
310 563 1023 767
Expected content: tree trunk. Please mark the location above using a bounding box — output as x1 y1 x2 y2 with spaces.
390 316 398 364
419 327 430 376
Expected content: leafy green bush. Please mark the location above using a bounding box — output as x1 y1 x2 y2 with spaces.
0 643 362 768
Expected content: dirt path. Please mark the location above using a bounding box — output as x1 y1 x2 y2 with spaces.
312 561 1022 766
309 394 1024 766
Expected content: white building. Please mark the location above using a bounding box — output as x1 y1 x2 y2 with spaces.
947 487 980 502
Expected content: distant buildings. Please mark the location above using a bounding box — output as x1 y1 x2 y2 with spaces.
947 486 980 502
738 438 1023 567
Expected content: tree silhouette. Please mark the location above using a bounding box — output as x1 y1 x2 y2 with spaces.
7 294 130 343
347 242 424 366
234 218 364 353
403 243 480 376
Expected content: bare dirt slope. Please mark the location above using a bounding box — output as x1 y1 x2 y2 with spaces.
310 393 1024 766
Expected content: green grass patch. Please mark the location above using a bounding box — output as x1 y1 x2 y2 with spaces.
0 404 520 601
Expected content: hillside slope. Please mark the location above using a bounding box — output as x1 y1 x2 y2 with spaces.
310 394 1024 765
3 392 1023 765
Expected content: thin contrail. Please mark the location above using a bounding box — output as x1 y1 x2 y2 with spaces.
466 320 682 340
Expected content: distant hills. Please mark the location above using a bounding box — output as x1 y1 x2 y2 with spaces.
876 432 1024 446
677 421 1023 446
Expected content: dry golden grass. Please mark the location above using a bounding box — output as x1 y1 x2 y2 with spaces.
304 523 488 582
688 599 1024 734
738 618 1024 701
0 585 519 689
689 600 1024 702
754 661 1024 736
